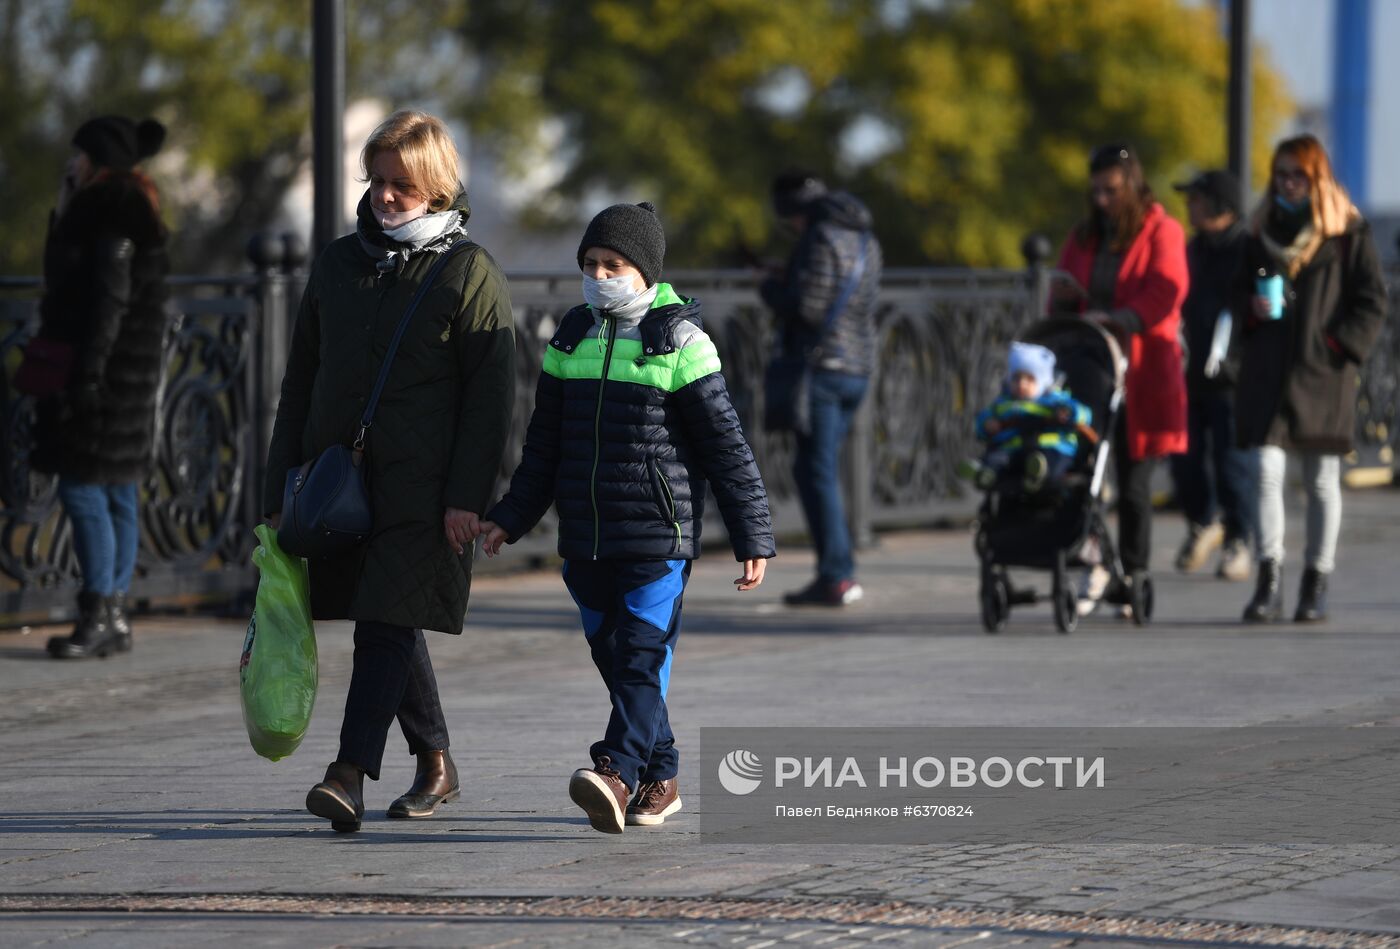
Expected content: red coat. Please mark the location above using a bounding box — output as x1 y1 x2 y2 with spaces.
1056 203 1189 460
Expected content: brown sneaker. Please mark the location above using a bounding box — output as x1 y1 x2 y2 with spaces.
626 778 682 826
568 756 630 834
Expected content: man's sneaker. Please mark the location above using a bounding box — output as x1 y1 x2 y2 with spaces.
783 579 864 607
569 756 630 834
626 778 682 826
1076 565 1111 617
1022 451 1049 493
1217 539 1252 582
1174 521 1224 573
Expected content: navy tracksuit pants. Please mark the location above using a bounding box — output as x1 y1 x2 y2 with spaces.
563 558 691 790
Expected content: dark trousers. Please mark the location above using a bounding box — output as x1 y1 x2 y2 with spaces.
338 621 450 781
793 370 869 584
1113 413 1157 574
1170 389 1258 544
563 558 691 790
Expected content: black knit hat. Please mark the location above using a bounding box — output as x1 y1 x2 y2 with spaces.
72 116 166 171
577 202 666 287
771 170 828 217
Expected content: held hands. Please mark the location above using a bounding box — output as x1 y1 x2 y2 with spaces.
735 558 767 592
444 508 481 555
478 522 510 558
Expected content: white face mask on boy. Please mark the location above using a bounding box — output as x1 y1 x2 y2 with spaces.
582 272 646 312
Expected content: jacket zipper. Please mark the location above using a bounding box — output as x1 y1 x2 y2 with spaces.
652 460 681 553
590 313 616 559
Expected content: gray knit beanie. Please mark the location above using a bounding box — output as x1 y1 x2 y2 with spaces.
577 202 666 287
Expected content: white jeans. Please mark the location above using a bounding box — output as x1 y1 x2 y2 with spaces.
1255 446 1342 573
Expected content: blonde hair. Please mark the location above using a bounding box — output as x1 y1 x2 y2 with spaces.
359 110 462 212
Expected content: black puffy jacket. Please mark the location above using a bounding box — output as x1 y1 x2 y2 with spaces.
487 285 775 562
33 175 170 483
760 191 883 376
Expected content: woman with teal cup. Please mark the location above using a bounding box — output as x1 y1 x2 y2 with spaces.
1233 135 1388 624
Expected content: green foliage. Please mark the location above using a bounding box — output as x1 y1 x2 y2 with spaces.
457 0 1290 267
0 0 444 272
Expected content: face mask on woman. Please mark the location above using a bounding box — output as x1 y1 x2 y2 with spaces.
1274 194 1310 215
374 201 429 230
582 272 646 312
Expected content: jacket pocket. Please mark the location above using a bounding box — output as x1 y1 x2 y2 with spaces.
648 460 682 552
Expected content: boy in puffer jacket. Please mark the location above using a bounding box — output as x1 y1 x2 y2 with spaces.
961 341 1093 493
477 202 775 834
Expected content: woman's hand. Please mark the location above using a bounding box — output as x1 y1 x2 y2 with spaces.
479 522 510 558
735 558 767 592
1250 296 1275 321
266 513 281 531
444 508 481 555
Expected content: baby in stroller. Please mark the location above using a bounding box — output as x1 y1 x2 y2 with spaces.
962 342 1093 496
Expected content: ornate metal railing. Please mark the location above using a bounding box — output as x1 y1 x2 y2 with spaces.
3 249 1396 626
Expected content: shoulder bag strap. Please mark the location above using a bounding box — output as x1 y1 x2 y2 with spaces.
820 232 872 333
354 239 471 449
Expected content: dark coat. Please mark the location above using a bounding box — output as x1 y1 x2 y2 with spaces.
1233 218 1388 454
760 192 883 377
1182 221 1248 392
487 287 775 563
263 195 516 634
33 175 170 483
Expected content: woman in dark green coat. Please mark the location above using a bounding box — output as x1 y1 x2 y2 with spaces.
264 110 515 832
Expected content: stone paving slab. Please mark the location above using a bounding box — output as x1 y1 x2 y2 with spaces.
1 489 1398 946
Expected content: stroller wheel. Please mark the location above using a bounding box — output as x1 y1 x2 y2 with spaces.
1129 571 1155 626
980 570 1010 633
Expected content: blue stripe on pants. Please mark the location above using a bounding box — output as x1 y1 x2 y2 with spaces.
562 559 690 789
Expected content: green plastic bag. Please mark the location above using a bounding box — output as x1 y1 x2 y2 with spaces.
240 523 317 761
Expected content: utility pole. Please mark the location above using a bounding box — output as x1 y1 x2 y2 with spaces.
1227 0 1251 211
312 0 345 256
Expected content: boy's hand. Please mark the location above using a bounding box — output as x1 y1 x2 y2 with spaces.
480 523 511 558
444 508 480 555
1055 407 1072 424
735 558 767 591
983 418 1002 435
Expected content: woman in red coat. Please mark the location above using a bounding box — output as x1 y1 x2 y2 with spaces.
1053 144 1189 612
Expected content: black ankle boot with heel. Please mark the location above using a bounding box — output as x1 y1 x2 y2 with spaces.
1242 559 1283 623
47 591 118 659
1294 568 1329 623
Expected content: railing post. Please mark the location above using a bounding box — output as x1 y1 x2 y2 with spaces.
847 383 875 549
1022 232 1053 323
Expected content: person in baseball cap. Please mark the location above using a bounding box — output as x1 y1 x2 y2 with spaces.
1173 169 1241 219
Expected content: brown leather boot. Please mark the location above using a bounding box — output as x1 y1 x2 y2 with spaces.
568 755 631 834
386 749 459 819
306 761 365 833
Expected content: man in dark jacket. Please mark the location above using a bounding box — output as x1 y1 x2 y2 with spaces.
761 172 883 607
1169 170 1257 582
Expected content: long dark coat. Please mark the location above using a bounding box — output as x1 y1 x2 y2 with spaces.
263 197 515 634
1233 219 1388 454
32 175 170 482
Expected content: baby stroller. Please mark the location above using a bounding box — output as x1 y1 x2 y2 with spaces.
974 318 1153 633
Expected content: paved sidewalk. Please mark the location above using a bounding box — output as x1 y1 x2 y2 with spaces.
1 489 1398 947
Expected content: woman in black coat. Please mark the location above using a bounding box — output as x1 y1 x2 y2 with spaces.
31 116 170 659
264 110 515 833
1234 135 1388 624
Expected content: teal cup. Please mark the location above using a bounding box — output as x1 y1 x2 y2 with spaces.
1255 274 1285 319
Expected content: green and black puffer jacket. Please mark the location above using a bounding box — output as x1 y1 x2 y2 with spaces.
487 285 775 563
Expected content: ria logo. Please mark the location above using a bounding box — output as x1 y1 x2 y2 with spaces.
717 749 763 795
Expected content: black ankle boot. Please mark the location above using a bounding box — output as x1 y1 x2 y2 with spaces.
306 761 366 833
1294 568 1329 623
1242 559 1283 623
47 591 118 659
108 592 133 652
